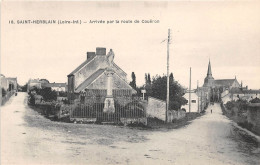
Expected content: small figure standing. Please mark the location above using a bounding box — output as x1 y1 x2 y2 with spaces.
107 49 115 67
211 109 212 114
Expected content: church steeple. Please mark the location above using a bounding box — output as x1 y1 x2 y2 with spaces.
207 60 212 77
203 59 214 87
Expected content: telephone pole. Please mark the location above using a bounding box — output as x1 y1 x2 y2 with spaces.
166 29 171 123
189 67 191 113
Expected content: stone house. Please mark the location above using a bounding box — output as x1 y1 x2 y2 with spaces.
67 47 136 110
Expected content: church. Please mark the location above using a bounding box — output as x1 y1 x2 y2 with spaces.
202 60 241 102
203 60 241 89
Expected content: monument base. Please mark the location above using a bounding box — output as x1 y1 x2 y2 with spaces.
103 97 115 113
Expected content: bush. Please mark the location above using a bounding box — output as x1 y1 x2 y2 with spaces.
225 100 248 116
39 87 57 101
29 96 36 105
62 99 70 104
225 101 235 110
250 97 260 103
58 91 68 97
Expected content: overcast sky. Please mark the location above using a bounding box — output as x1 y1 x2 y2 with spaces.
1 1 260 89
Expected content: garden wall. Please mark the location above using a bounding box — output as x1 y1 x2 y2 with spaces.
146 97 166 121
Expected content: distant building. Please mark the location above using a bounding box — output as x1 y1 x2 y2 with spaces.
0 74 8 91
27 79 42 92
27 78 67 93
221 86 260 104
202 60 259 104
203 60 241 89
41 83 67 92
202 60 241 102
0 74 17 92
0 74 18 105
182 89 208 113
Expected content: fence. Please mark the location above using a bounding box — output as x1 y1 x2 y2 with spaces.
69 98 146 123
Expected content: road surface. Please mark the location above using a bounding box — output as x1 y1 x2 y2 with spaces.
1 92 260 165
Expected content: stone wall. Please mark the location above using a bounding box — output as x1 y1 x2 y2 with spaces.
147 97 166 121
167 110 186 122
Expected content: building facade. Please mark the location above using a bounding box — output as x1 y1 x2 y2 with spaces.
0 74 17 92
67 47 136 110
182 89 208 113
41 83 67 92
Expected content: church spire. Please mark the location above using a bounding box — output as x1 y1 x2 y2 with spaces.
207 60 212 76
203 59 214 87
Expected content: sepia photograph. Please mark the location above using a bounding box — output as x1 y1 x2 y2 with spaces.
1 1 260 165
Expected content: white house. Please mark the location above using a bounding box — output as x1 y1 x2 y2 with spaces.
182 89 208 113
41 83 67 92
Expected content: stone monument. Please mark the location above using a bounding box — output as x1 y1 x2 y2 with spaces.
103 49 116 113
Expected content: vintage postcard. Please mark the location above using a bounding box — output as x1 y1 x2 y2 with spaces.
1 1 260 165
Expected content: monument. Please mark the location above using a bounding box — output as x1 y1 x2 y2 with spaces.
103 49 116 113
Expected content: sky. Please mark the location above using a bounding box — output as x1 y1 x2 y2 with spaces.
1 1 260 89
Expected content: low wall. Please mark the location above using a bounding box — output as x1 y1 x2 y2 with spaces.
1 90 15 106
147 97 166 121
167 110 186 122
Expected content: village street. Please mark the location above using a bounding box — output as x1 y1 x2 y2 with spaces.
1 92 260 165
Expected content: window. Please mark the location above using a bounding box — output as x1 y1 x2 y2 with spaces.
191 100 196 103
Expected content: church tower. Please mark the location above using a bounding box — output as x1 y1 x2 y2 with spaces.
203 60 215 87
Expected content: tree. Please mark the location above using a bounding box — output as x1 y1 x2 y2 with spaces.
150 73 187 110
39 79 49 83
147 73 151 85
169 73 174 84
58 91 68 97
39 87 57 101
145 73 148 84
21 83 28 92
145 73 152 97
129 72 136 89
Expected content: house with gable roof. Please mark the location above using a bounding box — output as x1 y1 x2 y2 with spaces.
67 47 136 104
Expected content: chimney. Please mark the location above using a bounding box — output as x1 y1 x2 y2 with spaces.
96 47 106 55
87 52 95 60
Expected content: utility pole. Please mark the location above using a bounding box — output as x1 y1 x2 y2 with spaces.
201 90 203 113
166 29 171 123
197 80 199 113
189 67 191 113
